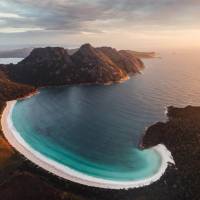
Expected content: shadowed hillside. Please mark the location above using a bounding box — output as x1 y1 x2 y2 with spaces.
1 44 144 87
0 69 35 101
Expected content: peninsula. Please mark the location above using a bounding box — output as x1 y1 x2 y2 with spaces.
0 44 145 87
0 44 199 200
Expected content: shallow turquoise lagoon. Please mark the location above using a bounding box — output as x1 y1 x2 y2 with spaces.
11 52 200 181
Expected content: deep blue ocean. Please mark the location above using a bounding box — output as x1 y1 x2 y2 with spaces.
8 51 200 181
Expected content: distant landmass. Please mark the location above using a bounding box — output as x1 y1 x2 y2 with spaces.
0 48 33 58
0 43 145 87
0 46 158 59
119 50 159 58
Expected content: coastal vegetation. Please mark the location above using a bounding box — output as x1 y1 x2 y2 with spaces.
0 70 36 101
0 69 35 184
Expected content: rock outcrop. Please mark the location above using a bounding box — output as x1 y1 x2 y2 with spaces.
1 44 144 87
71 44 128 83
97 47 144 74
7 47 77 86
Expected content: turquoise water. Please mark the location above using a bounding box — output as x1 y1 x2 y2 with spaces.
11 51 200 181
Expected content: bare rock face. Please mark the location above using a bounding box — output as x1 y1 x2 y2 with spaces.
71 44 127 83
118 50 145 73
2 44 145 87
7 47 76 86
97 47 144 74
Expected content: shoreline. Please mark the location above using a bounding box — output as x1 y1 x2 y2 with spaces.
1 101 175 190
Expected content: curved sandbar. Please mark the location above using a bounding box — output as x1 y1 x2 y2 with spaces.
1 101 175 190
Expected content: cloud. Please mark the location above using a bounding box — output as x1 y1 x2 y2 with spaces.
0 0 200 34
0 27 43 33
1 0 200 50
0 12 24 18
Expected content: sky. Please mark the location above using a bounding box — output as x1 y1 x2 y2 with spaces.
0 0 200 50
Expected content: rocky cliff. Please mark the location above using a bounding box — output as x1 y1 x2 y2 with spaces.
1 44 144 87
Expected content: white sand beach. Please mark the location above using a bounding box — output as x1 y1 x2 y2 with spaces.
1 100 175 190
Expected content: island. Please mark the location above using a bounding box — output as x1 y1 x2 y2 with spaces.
0 44 199 199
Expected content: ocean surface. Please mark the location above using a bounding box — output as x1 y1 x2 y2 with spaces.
0 58 23 64
8 51 200 181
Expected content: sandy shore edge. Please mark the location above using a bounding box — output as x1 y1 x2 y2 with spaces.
1 100 175 190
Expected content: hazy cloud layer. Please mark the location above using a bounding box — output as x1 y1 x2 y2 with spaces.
1 0 200 33
1 0 200 49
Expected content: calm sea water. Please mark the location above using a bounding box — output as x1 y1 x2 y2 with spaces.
0 58 23 64
11 51 200 181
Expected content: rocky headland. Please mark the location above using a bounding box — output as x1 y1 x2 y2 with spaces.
0 44 199 199
0 43 144 87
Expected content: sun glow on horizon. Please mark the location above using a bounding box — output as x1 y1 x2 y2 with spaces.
0 0 200 50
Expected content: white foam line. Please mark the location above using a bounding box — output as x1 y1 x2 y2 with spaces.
1 101 175 190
